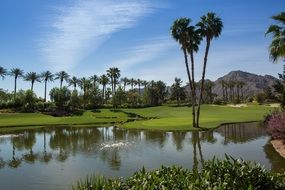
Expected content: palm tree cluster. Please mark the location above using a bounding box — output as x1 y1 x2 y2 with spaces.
171 12 223 128
219 79 246 103
0 66 150 107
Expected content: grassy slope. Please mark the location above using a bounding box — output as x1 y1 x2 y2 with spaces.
0 104 275 131
121 104 275 130
0 109 128 128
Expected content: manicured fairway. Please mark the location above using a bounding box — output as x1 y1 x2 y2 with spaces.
0 109 128 128
121 104 276 130
0 104 277 131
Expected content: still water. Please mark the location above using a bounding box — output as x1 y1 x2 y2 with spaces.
0 123 284 190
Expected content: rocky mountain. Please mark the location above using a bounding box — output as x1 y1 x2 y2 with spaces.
212 70 278 98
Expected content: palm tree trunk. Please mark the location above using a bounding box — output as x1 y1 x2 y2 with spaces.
60 80 63 89
114 79 117 94
44 80 47 102
183 48 195 128
196 38 211 127
103 85 106 103
31 81 34 91
138 84 141 96
14 77 17 94
190 51 196 128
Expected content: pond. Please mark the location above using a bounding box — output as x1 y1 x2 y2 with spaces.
0 122 284 190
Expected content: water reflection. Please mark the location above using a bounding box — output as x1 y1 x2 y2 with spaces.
0 123 284 190
215 122 266 144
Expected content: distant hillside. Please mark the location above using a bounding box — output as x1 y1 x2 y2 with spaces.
212 70 278 98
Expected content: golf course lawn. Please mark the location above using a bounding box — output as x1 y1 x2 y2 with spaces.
0 104 277 131
0 109 128 128
121 104 276 130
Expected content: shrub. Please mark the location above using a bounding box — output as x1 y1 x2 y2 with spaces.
266 112 285 140
71 156 285 190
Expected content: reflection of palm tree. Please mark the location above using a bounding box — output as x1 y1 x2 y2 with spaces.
22 131 38 163
8 140 21 168
39 129 52 163
191 131 204 170
200 130 217 144
144 131 167 148
172 131 186 151
50 128 70 162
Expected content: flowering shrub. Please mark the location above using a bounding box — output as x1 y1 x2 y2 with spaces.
266 112 285 140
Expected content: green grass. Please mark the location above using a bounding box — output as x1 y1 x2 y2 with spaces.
0 109 128 128
121 104 276 130
0 104 277 131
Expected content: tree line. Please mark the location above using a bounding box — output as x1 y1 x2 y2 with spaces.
0 66 172 113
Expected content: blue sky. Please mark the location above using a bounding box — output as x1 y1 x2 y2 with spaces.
0 0 284 98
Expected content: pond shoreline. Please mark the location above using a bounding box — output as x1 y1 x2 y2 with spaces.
271 140 285 159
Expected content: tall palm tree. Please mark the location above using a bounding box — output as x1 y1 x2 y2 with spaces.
129 78 137 90
107 67 120 94
78 77 91 95
196 12 223 127
120 77 129 92
68 76 79 91
266 12 285 63
171 17 197 128
41 71 54 101
25 72 41 91
137 79 142 96
0 66 7 80
9 68 24 94
100 74 109 101
89 75 99 90
55 71 69 89
142 80 148 89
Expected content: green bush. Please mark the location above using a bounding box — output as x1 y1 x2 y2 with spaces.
71 156 285 190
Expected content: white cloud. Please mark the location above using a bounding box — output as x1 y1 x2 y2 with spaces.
111 37 176 70
40 0 158 71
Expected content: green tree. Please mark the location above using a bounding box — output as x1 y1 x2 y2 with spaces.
41 71 54 102
170 77 186 106
0 66 7 90
50 87 71 110
99 74 109 102
120 77 129 92
10 68 24 94
89 86 103 108
55 71 69 89
113 86 127 107
107 67 120 94
129 78 137 90
78 77 92 108
0 66 7 80
25 72 41 91
89 75 99 90
24 90 37 111
266 12 285 63
70 90 80 110
144 80 166 106
137 79 142 96
68 76 79 91
196 12 223 127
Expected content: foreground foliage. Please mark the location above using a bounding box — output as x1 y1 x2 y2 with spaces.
72 156 285 190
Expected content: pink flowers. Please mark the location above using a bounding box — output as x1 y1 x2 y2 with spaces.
266 112 285 140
